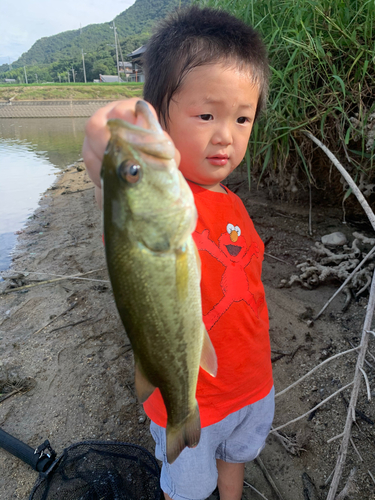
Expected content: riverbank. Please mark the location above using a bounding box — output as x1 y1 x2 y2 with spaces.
0 100 114 118
0 83 144 102
0 164 374 499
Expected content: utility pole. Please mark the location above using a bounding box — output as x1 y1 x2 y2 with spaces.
81 49 87 83
68 70 70 83
71 67 76 83
24 66 28 84
35 74 38 83
58 74 61 83
111 20 121 83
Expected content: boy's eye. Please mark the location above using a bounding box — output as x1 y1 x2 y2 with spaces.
199 114 213 121
237 116 249 124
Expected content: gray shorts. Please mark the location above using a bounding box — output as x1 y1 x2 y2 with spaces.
150 386 275 500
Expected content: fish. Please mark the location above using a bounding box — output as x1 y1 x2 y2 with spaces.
101 100 217 464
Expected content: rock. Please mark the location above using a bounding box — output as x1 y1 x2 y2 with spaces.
321 231 347 247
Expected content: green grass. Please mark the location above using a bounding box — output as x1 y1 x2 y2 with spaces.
198 0 375 200
0 83 144 101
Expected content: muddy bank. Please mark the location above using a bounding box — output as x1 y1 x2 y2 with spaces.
0 166 374 499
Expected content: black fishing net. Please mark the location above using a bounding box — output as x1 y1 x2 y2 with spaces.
29 441 162 500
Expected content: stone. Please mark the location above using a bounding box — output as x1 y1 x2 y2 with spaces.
321 232 347 247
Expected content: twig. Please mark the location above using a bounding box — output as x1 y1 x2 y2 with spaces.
327 433 344 444
255 457 285 500
272 382 353 433
243 480 270 500
359 367 371 401
33 301 78 335
368 470 375 485
350 438 363 462
313 245 375 320
50 308 103 333
1 269 109 293
335 468 357 500
303 131 375 231
49 317 94 333
264 252 289 264
0 387 23 404
275 346 359 398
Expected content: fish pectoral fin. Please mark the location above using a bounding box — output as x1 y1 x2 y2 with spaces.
166 403 201 464
134 362 156 403
200 326 218 377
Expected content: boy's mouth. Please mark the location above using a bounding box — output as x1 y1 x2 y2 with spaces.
207 154 229 166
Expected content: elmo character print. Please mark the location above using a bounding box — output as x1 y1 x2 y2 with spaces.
194 223 264 330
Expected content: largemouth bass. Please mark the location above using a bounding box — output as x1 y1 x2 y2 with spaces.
101 100 217 464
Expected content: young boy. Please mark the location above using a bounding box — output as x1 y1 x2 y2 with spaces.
83 6 274 500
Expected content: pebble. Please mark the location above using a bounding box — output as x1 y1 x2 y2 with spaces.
321 231 347 246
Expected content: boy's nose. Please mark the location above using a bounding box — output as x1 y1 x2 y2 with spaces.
211 124 233 146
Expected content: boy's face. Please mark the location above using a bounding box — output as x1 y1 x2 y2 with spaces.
166 63 259 193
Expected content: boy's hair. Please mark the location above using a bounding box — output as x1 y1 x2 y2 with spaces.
143 6 269 128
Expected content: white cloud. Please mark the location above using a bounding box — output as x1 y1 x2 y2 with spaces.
0 0 135 63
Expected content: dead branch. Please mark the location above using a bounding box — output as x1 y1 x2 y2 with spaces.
255 457 285 500
349 438 363 462
368 470 375 485
326 271 375 500
335 468 357 500
272 429 306 455
304 131 375 500
272 382 353 433
1 268 109 294
275 346 360 398
303 131 375 230
33 301 78 335
313 245 375 319
264 252 289 264
243 480 270 500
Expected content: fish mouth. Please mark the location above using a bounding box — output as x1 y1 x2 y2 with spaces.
107 101 175 161
225 244 241 256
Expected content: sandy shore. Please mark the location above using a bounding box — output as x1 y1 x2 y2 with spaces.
0 165 374 499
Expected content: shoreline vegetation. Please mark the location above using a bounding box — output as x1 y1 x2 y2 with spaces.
0 83 144 102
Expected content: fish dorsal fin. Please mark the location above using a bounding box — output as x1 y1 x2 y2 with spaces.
200 326 217 377
134 361 156 403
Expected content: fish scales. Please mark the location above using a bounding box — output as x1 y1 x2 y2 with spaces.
101 100 217 463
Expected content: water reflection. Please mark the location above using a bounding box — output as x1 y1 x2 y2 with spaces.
0 117 87 270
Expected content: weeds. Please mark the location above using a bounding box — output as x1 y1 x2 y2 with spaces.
198 0 375 204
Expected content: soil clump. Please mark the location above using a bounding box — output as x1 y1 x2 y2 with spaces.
0 166 374 499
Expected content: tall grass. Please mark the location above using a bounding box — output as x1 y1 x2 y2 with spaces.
198 0 375 201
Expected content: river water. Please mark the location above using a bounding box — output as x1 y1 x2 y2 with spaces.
0 117 87 271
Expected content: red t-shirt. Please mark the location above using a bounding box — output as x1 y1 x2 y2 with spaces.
143 182 273 427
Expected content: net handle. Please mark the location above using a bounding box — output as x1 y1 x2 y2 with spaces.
0 428 53 472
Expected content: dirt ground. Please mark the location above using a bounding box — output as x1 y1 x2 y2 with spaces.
0 164 374 500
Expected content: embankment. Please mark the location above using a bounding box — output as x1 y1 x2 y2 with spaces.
0 100 113 118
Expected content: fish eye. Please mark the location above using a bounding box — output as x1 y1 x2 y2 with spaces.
118 161 142 184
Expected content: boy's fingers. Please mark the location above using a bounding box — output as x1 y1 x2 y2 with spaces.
83 98 178 186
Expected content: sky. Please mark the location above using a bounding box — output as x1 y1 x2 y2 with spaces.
0 0 136 65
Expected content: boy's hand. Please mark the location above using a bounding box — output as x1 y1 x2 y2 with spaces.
82 98 180 208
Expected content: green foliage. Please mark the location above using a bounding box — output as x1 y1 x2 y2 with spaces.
198 0 375 197
0 0 191 83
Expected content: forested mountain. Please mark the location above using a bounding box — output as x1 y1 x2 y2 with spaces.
0 0 190 83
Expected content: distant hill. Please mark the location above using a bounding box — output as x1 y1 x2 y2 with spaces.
1 0 190 74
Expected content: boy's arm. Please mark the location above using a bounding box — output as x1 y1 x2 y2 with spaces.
82 98 179 208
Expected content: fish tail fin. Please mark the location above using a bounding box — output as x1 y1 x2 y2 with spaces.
166 403 201 464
